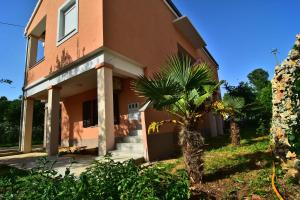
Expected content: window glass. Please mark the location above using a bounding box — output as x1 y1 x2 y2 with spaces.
83 99 98 128
83 101 91 128
63 4 76 36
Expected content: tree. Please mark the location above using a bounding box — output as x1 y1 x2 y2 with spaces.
0 79 12 85
224 68 272 129
0 96 44 146
133 56 223 186
213 95 245 146
247 68 269 92
224 81 255 105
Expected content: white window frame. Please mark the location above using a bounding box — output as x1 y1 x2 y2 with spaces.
56 0 78 46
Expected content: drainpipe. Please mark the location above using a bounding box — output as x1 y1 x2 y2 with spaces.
19 36 30 152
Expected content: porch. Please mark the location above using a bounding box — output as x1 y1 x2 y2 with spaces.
20 50 147 159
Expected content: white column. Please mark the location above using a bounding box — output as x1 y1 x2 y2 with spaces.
97 65 115 156
27 36 38 67
46 87 61 156
20 98 34 153
43 102 48 149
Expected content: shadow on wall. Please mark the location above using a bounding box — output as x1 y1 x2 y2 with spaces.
50 49 73 74
49 39 87 74
147 132 181 162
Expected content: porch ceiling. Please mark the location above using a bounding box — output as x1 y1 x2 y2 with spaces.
32 70 97 100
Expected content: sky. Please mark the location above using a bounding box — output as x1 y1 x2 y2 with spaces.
0 0 300 100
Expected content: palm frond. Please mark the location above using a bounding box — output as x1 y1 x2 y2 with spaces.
133 55 223 119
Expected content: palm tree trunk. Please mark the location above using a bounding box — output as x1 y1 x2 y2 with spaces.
180 126 205 185
230 120 240 146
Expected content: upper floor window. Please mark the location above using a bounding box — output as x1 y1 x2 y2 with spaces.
57 0 78 46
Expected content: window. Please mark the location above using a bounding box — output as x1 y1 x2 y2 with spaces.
27 17 46 68
83 99 98 128
57 0 78 45
177 44 196 64
36 32 45 63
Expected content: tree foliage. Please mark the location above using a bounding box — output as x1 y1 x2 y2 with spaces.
223 68 272 134
0 79 12 85
247 68 269 91
0 96 44 146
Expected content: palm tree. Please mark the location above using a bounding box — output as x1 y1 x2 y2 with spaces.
213 95 245 146
133 55 223 185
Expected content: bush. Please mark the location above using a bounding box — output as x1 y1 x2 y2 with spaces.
0 157 189 200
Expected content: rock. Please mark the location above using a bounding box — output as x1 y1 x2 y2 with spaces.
272 34 300 167
288 49 300 60
286 151 297 159
287 168 300 180
255 160 268 168
294 159 300 170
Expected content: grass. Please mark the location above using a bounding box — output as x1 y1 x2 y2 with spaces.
156 129 300 199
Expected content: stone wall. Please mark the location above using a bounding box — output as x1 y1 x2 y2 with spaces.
271 34 300 177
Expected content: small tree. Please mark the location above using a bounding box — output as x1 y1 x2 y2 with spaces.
0 79 12 85
213 95 245 146
133 56 223 186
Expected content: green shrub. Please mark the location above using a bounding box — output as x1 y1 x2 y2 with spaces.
0 157 189 200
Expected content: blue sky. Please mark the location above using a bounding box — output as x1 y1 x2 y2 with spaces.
0 0 300 100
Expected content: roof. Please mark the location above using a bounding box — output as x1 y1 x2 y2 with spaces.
165 0 182 17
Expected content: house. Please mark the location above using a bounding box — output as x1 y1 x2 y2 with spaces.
20 0 223 161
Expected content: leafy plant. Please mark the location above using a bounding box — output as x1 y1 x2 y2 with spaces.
0 157 190 200
133 55 223 185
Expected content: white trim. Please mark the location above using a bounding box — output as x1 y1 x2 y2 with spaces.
24 49 145 97
56 0 79 46
163 0 180 18
25 53 104 97
104 49 144 78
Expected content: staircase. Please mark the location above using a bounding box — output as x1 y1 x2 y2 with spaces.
109 129 144 162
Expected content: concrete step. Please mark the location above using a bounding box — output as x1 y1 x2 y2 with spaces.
129 130 143 136
123 136 142 143
116 135 143 144
123 136 143 143
116 143 144 153
107 150 144 163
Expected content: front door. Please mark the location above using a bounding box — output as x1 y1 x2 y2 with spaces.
113 93 120 125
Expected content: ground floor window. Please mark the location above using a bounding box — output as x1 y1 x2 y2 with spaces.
83 99 98 128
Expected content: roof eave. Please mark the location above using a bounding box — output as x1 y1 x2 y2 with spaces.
24 0 43 36
173 16 206 49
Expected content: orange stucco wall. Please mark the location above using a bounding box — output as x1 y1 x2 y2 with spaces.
103 0 221 159
114 78 145 136
26 0 103 85
103 0 219 133
61 89 98 148
103 0 217 73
